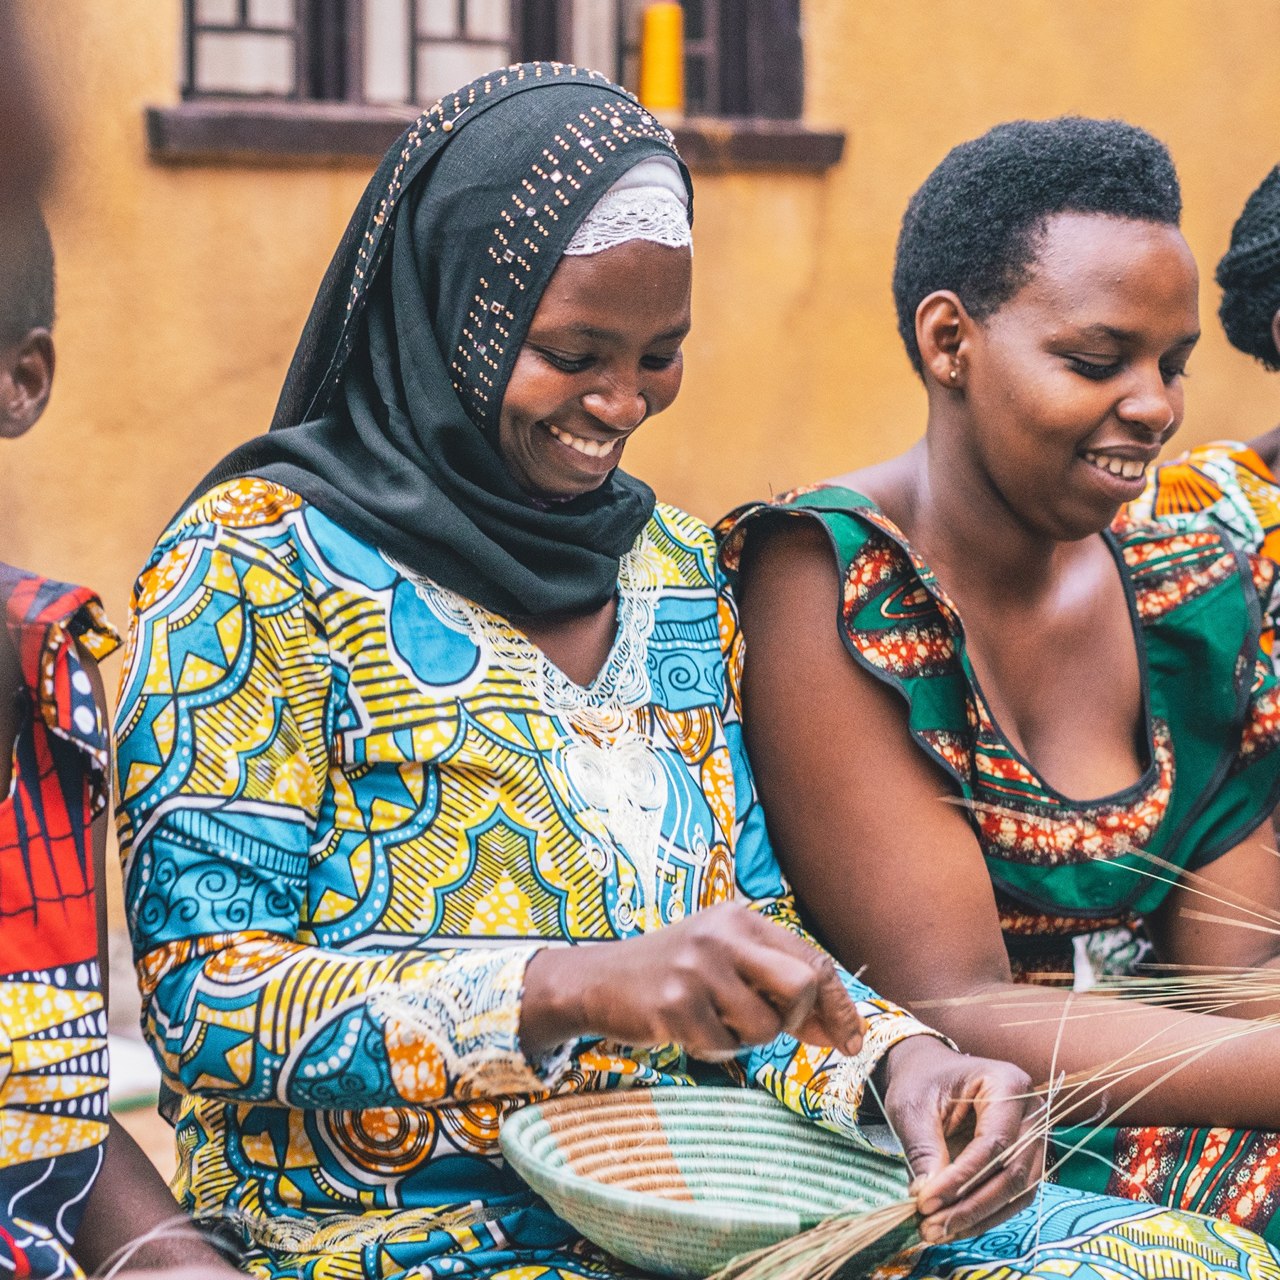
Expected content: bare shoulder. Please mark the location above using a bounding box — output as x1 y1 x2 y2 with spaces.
826 442 923 532
1248 423 1280 476
736 511 838 615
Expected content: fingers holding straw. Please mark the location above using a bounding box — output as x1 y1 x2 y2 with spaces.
875 1036 1044 1243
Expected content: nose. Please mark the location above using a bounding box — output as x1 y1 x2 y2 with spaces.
582 383 647 433
1116 365 1178 440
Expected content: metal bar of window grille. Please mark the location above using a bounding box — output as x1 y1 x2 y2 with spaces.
559 0 571 60
183 0 197 95
716 0 749 115
294 0 309 98
516 0 566 61
190 23 296 34
408 0 418 102
614 0 624 87
310 0 350 99
344 0 364 100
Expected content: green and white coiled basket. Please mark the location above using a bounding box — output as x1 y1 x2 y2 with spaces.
499 1087 916 1279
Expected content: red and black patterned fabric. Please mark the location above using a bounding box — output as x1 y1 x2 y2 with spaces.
0 564 118 1280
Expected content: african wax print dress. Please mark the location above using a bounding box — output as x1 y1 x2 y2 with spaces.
1129 440 1280 649
0 566 119 1279
718 486 1280 1244
113 478 939 1280
116 481 1280 1280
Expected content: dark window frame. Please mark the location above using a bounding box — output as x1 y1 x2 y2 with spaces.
622 0 804 120
183 0 534 104
161 0 843 169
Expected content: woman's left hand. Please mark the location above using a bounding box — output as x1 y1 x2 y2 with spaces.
880 1035 1042 1244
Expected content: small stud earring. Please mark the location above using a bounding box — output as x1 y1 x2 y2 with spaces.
949 367 959 382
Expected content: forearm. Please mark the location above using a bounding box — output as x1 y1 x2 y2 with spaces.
72 1117 234 1274
738 899 949 1137
919 978 1280 1129
143 933 555 1109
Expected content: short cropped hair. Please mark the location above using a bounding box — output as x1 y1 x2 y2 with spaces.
892 117 1182 376
1216 166 1280 371
0 199 54 348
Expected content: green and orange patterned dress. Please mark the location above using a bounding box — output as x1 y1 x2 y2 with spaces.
718 483 1280 1242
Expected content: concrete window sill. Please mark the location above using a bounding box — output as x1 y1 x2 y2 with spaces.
145 100 846 171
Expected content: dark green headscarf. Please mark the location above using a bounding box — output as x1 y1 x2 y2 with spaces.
194 64 692 617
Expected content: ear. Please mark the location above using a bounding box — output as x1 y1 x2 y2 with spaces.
1271 308 1280 368
915 291 973 390
0 328 54 439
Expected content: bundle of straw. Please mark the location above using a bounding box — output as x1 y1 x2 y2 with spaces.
704 1200 920 1280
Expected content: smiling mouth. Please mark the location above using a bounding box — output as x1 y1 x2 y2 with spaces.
545 422 622 459
1082 451 1150 482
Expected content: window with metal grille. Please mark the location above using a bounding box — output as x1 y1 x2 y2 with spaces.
183 0 523 105
618 0 803 118
185 2 802 117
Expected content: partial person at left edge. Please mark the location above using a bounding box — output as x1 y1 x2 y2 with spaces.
0 200 239 1278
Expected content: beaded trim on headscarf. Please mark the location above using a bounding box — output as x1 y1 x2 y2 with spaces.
319 62 682 431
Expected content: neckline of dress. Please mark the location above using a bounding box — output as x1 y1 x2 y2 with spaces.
388 518 663 710
813 484 1160 810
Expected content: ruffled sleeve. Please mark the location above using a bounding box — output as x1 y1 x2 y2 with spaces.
0 564 120 806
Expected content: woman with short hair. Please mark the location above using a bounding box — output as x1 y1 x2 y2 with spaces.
724 117 1280 1242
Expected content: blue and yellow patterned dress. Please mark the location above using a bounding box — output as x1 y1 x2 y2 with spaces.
113 477 934 1280
115 477 1280 1280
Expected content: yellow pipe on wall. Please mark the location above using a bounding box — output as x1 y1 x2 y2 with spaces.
639 1 684 120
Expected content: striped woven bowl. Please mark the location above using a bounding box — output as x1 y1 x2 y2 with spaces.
499 1087 915 1279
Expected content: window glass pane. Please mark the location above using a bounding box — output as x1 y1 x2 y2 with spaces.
247 0 294 26
416 40 507 102
684 0 705 40
685 54 706 113
417 0 458 37
365 0 411 102
195 31 295 93
570 0 618 76
466 0 509 41
194 0 238 25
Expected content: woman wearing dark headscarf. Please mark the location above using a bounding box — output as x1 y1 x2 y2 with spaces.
114 68 1110 1280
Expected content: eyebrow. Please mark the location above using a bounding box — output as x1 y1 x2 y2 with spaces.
1073 323 1201 345
554 323 690 343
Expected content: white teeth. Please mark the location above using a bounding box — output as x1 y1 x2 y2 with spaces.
546 422 618 458
1083 451 1147 481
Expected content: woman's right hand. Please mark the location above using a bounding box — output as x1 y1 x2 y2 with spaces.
518 901 867 1062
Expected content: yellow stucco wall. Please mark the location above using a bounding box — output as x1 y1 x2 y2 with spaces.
6 0 1280 660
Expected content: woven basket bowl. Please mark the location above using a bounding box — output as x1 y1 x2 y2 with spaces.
500 1087 915 1279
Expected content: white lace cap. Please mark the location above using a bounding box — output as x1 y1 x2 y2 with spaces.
563 155 692 256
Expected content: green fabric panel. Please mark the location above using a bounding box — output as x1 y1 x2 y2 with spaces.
1050 1125 1117 1198
991 859 1156 917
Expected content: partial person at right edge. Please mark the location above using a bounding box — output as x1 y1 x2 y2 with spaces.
723 119 1280 1243
1125 164 1280 642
